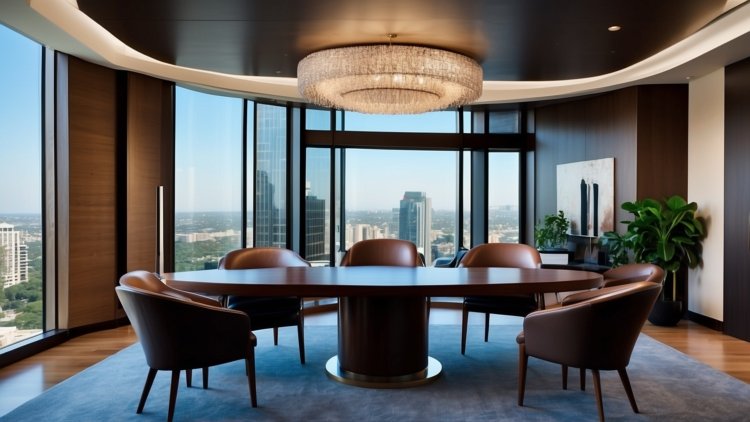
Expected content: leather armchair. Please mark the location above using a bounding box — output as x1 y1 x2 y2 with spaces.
601 263 665 288
220 247 311 364
517 281 661 422
458 243 542 355
339 238 424 267
118 270 225 389
116 272 257 421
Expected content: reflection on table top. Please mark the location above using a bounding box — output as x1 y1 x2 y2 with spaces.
164 266 603 297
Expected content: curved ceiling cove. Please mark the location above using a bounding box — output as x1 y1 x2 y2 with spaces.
18 0 750 104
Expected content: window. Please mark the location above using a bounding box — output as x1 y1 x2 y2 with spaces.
488 152 520 243
0 24 44 348
343 149 458 265
174 87 243 270
342 110 459 133
304 148 330 264
254 103 287 247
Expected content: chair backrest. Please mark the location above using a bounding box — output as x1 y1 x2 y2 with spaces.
340 239 422 267
523 281 662 370
115 285 251 370
602 263 665 287
119 270 219 306
219 247 311 269
458 243 541 269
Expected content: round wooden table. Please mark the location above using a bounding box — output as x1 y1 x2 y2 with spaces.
164 266 602 388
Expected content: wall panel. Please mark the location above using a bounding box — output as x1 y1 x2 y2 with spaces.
126 73 174 273
65 57 119 328
724 58 750 341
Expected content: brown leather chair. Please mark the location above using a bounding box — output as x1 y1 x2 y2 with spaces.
339 238 424 267
116 271 257 421
220 247 310 364
458 243 542 355
517 281 662 422
118 270 227 389
557 269 664 393
602 263 665 288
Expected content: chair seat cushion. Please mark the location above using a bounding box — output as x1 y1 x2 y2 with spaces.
227 296 301 331
464 294 538 317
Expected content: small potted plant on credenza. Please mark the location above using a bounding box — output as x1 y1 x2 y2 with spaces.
535 210 572 265
600 195 706 326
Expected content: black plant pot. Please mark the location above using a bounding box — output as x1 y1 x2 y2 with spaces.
648 299 683 326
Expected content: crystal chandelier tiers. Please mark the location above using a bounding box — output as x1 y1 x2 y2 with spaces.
297 40 483 115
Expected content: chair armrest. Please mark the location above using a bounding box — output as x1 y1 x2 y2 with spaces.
561 284 632 306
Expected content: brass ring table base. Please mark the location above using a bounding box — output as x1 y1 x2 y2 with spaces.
325 356 443 388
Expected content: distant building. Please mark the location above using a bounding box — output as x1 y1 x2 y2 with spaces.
305 194 327 261
398 192 432 265
0 223 29 288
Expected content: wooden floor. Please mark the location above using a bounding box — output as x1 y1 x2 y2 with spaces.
1 307 748 417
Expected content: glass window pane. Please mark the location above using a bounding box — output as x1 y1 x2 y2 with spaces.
463 150 471 248
0 24 44 348
344 149 457 266
255 103 287 247
462 110 472 134
489 110 520 133
342 111 458 133
305 108 331 130
488 152 520 243
305 148 330 264
174 87 243 270
246 101 254 247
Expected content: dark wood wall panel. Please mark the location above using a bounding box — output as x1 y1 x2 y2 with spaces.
635 85 688 200
534 88 638 233
66 57 119 328
126 73 174 273
724 57 750 341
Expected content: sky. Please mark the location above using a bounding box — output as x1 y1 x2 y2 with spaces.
0 25 42 214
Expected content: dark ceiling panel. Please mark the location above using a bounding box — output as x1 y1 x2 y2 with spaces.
78 0 727 80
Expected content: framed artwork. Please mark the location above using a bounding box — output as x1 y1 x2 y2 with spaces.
556 158 614 237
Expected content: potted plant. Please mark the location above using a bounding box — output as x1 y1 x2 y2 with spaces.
535 210 571 264
600 195 706 325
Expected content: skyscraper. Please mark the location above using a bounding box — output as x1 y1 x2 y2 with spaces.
305 194 327 262
0 223 29 288
398 191 432 265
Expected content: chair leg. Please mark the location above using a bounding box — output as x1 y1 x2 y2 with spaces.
137 368 158 414
297 313 306 365
518 343 528 406
580 368 586 391
618 368 639 413
246 347 258 408
460 305 469 355
202 367 209 389
591 369 605 422
484 313 490 342
562 365 568 389
185 369 192 387
168 370 180 422
273 327 279 346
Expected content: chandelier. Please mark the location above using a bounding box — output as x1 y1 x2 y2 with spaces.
297 38 483 115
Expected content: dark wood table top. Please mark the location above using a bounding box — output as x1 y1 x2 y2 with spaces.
164 266 603 297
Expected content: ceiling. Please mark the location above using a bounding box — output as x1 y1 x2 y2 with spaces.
2 0 750 105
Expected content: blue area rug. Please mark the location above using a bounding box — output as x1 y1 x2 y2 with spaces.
3 324 749 421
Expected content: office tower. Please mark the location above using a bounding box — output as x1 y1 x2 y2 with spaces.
255 104 287 248
398 192 432 265
0 223 29 288
305 194 327 262
255 170 285 247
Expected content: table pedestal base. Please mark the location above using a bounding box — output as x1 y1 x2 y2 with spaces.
325 356 442 388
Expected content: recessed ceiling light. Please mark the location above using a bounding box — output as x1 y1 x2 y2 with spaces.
608 25 622 32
